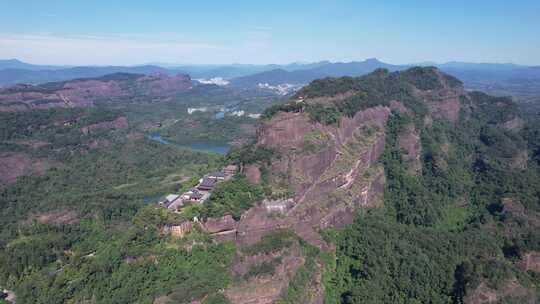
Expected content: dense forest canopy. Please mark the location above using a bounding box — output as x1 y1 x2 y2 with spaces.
1 67 540 303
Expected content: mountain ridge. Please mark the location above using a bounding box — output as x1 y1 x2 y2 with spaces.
2 58 540 89
215 66 540 302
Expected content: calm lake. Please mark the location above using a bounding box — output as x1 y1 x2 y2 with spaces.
147 133 230 155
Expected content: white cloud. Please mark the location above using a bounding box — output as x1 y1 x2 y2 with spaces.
0 33 230 65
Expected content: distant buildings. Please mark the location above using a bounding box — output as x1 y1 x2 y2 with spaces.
248 113 261 119
187 107 208 114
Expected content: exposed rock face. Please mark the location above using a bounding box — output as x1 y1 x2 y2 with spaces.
501 197 525 216
236 206 284 246
398 123 422 174
225 245 305 304
518 251 540 273
165 221 194 238
0 153 57 185
257 111 314 149
465 280 537 304
262 198 294 214
509 150 528 170
35 210 79 225
413 71 467 123
202 214 236 234
427 96 462 122
199 215 238 242
235 105 391 250
501 116 525 131
389 100 408 113
208 67 540 304
81 116 128 135
244 164 262 184
0 73 192 111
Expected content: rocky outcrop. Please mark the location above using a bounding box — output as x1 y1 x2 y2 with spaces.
35 210 79 225
427 96 462 123
398 123 422 174
465 280 537 304
236 206 285 246
262 198 294 214
518 251 540 273
389 100 409 113
257 111 315 149
413 70 467 123
202 214 236 234
244 164 262 184
81 116 128 135
225 245 304 304
0 153 57 185
501 197 525 216
165 221 194 238
1 289 15 304
201 215 238 242
234 105 391 250
501 116 525 131
509 150 528 170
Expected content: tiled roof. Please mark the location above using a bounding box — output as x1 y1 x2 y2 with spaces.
165 194 180 202
199 177 217 188
208 171 226 177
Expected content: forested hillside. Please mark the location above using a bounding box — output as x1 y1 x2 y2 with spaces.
253 67 540 303
0 103 238 303
2 67 540 303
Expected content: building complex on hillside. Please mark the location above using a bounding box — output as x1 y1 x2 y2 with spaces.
159 164 238 212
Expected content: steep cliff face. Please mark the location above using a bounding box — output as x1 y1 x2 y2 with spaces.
231 68 527 252
218 67 536 303
238 105 390 251
239 67 474 249
256 68 529 218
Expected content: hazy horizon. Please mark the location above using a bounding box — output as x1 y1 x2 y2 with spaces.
1 1 539 66
1 57 537 68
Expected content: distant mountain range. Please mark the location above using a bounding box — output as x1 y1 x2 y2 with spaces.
0 59 67 70
1 58 540 98
0 62 173 86
227 59 540 98
0 59 332 86
229 58 402 87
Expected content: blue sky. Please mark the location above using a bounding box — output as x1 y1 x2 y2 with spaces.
1 0 539 65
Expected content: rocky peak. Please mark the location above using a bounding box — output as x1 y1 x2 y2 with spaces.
247 66 525 250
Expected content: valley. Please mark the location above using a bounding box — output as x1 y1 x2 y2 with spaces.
2 65 540 304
